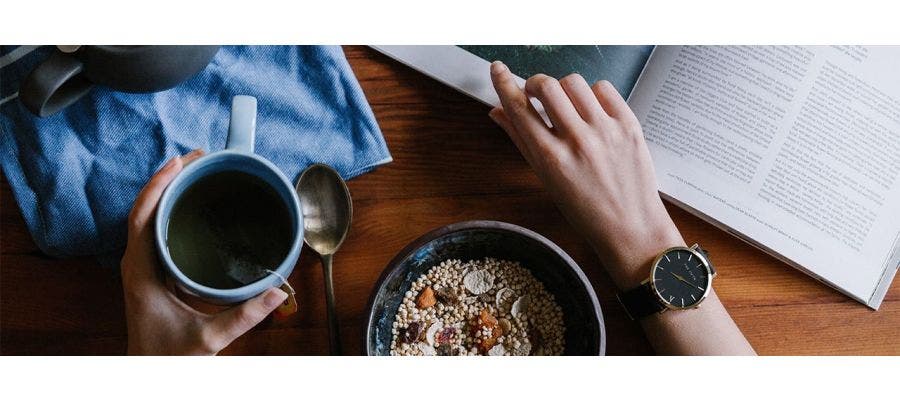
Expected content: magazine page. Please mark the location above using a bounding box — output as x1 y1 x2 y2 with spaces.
373 45 653 105
628 46 900 308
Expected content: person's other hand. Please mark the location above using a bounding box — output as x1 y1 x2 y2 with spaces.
121 149 287 355
489 62 685 290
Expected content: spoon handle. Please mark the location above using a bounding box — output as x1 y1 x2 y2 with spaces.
322 253 342 355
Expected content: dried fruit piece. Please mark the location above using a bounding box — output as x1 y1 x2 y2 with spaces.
478 308 498 329
463 270 494 295
511 295 530 319
425 321 443 346
495 288 516 315
434 287 460 305
498 318 512 335
416 286 437 309
487 344 507 356
478 337 497 354
401 321 424 344
491 327 502 341
436 327 457 345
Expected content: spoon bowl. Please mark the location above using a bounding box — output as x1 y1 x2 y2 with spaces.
298 165 352 254
296 163 353 355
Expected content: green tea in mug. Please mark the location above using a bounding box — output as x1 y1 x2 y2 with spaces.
165 170 293 289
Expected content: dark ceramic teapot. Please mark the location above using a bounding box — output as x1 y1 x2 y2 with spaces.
19 45 219 117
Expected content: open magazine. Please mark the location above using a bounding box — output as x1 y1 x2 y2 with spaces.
373 45 900 309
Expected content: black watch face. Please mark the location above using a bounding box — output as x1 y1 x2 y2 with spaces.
651 248 711 308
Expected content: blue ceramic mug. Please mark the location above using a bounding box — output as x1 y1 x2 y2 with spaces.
154 95 304 304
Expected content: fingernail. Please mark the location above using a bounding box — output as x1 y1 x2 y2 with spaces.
264 288 288 308
186 148 204 157
491 61 507 75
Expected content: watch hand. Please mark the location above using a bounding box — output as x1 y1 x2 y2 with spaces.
670 272 705 291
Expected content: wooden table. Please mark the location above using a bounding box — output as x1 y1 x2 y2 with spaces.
2 46 898 355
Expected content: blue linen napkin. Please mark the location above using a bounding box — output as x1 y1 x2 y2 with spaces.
0 45 391 260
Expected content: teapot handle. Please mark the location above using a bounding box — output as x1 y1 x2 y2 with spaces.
19 51 94 117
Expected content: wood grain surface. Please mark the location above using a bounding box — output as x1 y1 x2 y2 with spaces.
1 45 897 355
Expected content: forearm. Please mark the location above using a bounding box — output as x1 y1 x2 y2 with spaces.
591 210 756 356
640 289 756 355
485 66 754 355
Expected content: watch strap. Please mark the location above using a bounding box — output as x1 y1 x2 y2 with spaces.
617 282 665 320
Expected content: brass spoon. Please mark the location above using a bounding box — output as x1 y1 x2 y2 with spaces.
296 163 352 355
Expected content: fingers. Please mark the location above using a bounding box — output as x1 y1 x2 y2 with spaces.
488 107 516 135
128 157 181 236
128 149 204 237
207 288 287 349
490 61 555 149
180 148 205 165
489 107 533 160
524 74 584 131
559 74 606 122
591 80 637 124
122 149 206 294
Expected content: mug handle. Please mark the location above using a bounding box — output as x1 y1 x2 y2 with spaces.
19 51 94 117
226 95 257 153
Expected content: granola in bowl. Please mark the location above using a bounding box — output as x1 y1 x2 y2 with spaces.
390 258 565 356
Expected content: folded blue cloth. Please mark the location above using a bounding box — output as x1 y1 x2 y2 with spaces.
0 45 391 260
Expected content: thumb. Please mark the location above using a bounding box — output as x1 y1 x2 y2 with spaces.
208 287 288 347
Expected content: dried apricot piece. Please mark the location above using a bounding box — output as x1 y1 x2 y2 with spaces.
479 308 498 329
478 336 497 354
416 286 437 309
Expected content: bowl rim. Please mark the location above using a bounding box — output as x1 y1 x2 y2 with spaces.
363 220 606 356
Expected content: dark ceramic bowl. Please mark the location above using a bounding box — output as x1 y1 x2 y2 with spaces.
365 220 606 355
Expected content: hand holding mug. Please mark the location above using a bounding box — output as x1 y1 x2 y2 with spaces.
121 149 287 355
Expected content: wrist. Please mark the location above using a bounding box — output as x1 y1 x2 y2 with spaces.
596 218 685 290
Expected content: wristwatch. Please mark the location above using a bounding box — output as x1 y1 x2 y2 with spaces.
616 244 716 320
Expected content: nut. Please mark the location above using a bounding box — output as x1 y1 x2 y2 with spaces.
434 287 460 305
498 318 512 335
